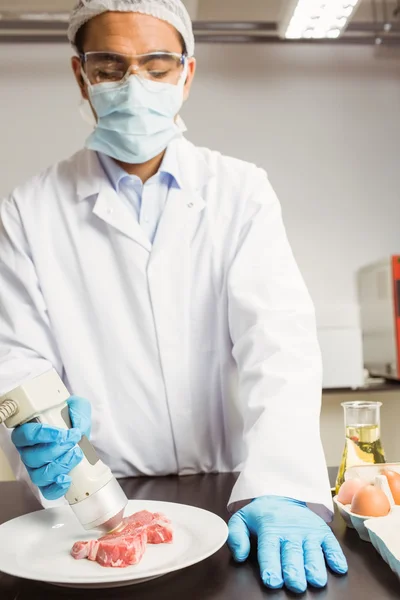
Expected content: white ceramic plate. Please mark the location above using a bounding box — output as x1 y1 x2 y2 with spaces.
0 499 229 589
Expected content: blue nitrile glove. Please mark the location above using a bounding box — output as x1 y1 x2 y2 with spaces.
12 396 91 501
228 496 348 594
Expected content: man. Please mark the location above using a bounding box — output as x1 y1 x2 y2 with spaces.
0 0 347 593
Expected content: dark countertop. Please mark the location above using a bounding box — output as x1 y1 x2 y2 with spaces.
1 470 400 599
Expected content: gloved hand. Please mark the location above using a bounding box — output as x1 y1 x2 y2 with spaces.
228 496 348 594
12 396 91 501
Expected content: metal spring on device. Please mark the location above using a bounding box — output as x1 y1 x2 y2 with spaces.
0 399 19 424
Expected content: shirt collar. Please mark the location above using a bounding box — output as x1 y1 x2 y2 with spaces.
97 140 183 192
75 138 215 202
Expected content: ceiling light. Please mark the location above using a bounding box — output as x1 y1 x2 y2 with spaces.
278 0 362 40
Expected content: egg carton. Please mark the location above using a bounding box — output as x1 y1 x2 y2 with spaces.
345 462 400 483
334 463 400 581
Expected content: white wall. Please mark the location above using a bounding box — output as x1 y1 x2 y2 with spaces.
0 44 89 192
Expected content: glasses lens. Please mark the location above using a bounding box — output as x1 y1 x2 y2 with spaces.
84 53 129 84
137 53 184 84
84 52 184 86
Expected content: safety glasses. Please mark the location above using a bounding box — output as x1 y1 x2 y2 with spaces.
80 51 186 87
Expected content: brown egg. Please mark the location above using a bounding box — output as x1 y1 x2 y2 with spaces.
351 484 391 517
337 479 366 505
381 469 400 505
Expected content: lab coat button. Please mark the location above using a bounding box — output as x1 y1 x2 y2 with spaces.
187 202 194 208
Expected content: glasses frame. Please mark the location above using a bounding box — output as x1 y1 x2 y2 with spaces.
79 51 187 87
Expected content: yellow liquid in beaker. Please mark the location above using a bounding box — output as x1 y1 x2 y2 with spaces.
335 424 386 495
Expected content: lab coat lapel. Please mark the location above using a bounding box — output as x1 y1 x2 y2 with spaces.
92 184 152 252
75 149 151 252
148 137 212 264
150 187 205 261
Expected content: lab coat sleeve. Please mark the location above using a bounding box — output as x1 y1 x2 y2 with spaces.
227 167 333 521
0 195 66 508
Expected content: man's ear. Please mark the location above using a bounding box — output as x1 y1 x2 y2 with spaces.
182 57 196 103
71 56 89 101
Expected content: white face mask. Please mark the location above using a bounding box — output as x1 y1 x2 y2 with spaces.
81 63 188 164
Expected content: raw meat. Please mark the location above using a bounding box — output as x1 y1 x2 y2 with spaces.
71 510 173 568
71 532 147 568
111 510 173 544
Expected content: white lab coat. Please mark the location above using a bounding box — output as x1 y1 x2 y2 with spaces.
0 137 332 517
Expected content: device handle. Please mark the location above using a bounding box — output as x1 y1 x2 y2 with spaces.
33 403 113 505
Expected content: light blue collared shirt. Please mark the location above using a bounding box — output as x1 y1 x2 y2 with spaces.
97 144 182 244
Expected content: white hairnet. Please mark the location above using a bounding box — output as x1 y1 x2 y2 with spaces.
68 0 195 57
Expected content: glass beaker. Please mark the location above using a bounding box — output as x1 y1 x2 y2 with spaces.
335 401 386 495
